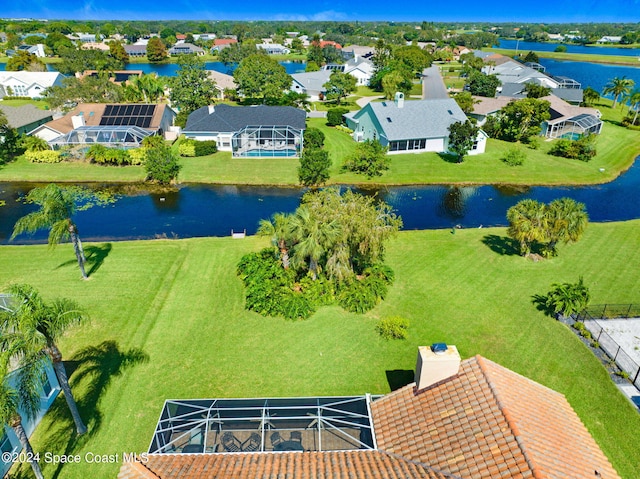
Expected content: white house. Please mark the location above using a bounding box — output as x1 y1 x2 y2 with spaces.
0 71 65 99
256 43 291 55
322 56 374 86
290 70 332 102
345 93 487 155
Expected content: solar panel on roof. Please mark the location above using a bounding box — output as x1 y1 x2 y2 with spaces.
99 104 158 128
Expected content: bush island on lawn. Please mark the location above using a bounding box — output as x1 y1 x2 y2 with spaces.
239 188 401 319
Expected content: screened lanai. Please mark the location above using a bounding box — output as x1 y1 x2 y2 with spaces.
231 125 302 157
545 113 603 139
148 396 377 454
49 125 153 149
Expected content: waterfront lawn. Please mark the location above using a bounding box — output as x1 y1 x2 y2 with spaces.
486 47 640 66
0 221 639 478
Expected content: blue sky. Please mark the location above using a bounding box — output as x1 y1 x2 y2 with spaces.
4 0 640 23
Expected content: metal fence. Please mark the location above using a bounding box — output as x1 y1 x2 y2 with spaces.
576 304 640 389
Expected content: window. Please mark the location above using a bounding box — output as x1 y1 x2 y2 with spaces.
1 433 14 457
42 376 52 396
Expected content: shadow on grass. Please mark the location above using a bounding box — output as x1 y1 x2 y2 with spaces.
56 243 112 277
531 293 555 318
385 370 415 391
29 341 148 479
481 234 520 256
438 152 462 164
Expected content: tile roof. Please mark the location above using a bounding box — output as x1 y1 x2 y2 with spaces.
183 104 306 133
118 450 460 479
371 356 620 479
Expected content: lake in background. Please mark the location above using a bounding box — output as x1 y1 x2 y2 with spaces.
3 158 640 244
496 39 640 57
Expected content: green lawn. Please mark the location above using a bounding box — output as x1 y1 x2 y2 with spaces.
1 220 639 478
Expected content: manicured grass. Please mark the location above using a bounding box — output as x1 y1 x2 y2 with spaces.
1 220 639 478
487 47 640 66
0 99 51 110
1 107 638 187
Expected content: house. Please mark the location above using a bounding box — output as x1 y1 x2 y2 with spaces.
470 95 602 139
194 33 216 41
81 41 110 51
31 103 176 149
256 43 291 55
597 36 622 44
206 70 237 99
211 38 238 52
342 45 374 61
118 345 620 479
8 44 46 58
124 44 147 57
290 70 332 101
322 56 374 86
0 295 61 478
319 40 342 49
182 104 306 157
168 43 204 56
175 34 187 42
0 104 53 134
345 93 487 155
0 71 65 99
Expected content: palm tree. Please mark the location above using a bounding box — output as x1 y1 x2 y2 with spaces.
582 86 600 107
544 198 589 256
0 284 89 435
0 359 45 479
131 73 165 103
625 89 640 125
11 184 88 279
602 76 635 109
289 206 341 280
506 199 547 256
257 213 293 269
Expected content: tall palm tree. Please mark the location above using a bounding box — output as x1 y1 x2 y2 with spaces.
544 198 589 256
506 199 547 256
602 76 635 109
257 213 293 269
131 73 165 103
11 184 88 279
625 89 640 125
0 284 89 435
0 358 45 479
289 206 341 280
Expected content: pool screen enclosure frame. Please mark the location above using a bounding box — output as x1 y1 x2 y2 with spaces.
148 395 378 454
231 125 303 157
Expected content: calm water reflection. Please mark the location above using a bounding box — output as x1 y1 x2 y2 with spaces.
2 158 639 244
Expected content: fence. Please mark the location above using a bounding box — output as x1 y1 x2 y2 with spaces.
576 304 640 389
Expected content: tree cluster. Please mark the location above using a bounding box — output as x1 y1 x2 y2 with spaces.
483 98 550 142
240 189 402 319
507 197 588 257
298 127 330 187
548 134 597 162
466 71 501 98
342 139 390 178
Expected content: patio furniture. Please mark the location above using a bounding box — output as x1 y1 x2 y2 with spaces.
270 431 284 448
182 444 204 453
242 433 261 452
274 440 304 452
290 431 302 443
221 432 242 452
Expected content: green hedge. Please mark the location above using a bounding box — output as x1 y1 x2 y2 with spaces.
179 138 218 157
24 150 62 163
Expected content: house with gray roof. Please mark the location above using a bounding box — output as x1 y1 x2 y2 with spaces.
290 70 332 102
322 57 374 86
183 104 306 157
257 43 291 55
0 104 53 134
124 44 147 57
344 93 487 155
168 43 205 56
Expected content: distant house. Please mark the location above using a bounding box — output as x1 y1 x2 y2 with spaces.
168 43 204 56
81 41 111 51
32 103 176 149
77 33 98 43
8 44 46 57
118 345 621 479
290 70 332 101
597 36 622 44
322 56 374 86
124 44 147 57
256 43 291 55
345 93 487 155
211 38 237 52
175 34 187 42
206 70 237 99
182 104 306 157
319 40 342 49
341 45 374 61
194 33 216 41
0 104 53 134
470 94 602 139
0 71 65 99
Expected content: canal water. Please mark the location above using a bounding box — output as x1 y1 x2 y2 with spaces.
496 39 640 57
2 158 639 244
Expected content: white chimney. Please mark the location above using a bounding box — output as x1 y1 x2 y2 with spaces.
415 344 461 391
394 91 405 109
208 105 215 114
71 113 85 129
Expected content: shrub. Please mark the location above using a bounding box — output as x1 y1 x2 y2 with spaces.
279 292 315 320
128 148 146 165
21 135 49 152
549 134 596 162
24 150 62 163
545 277 590 317
326 107 349 126
299 276 335 306
303 127 325 149
178 139 197 157
337 278 379 313
501 148 525 166
145 143 181 184
179 138 217 157
342 139 390 178
87 145 131 166
334 125 353 134
376 316 409 340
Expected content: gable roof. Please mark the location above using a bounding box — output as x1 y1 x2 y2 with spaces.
353 99 468 142
371 356 619 479
0 71 64 89
183 104 306 133
291 70 332 93
206 70 236 91
0 104 53 129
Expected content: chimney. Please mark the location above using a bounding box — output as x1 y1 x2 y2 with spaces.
415 344 461 391
208 105 215 114
71 113 85 129
394 91 404 108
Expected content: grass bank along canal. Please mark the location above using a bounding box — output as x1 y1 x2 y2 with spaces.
2 156 640 244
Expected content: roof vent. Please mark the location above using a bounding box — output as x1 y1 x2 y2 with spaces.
415 344 461 391
208 105 215 114
381 102 387 107
386 117 392 123
447 110 453 115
